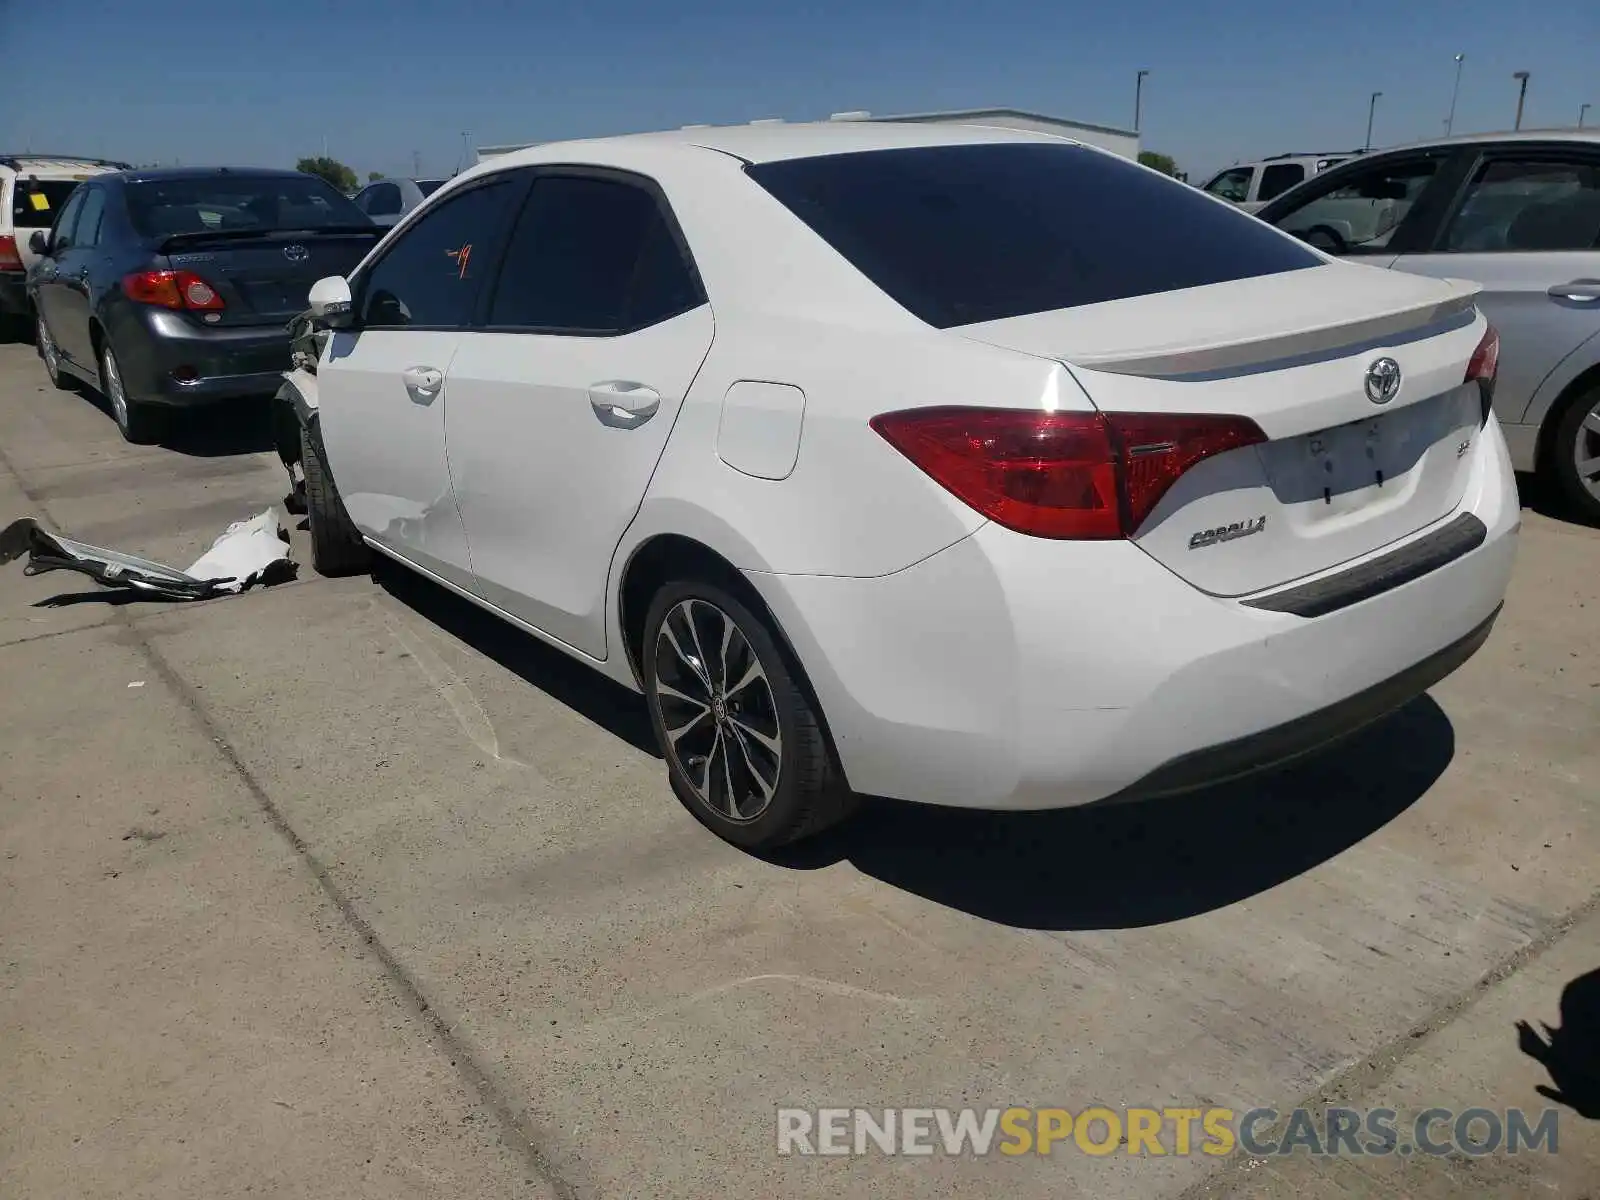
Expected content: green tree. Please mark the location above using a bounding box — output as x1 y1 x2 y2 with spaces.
295 156 359 193
368 171 384 182
1138 150 1179 177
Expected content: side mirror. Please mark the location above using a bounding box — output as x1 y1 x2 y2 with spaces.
28 230 50 256
308 275 354 328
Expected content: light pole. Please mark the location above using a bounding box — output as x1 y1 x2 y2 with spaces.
1365 91 1382 151
1445 54 1465 136
1513 71 1530 130
1581 103 1592 129
1134 69 1150 133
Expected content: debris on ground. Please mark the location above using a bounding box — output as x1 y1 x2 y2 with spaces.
0 509 297 601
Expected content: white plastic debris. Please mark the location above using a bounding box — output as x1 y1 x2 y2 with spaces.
0 509 297 601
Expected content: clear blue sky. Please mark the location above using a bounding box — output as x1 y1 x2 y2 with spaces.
4 0 1597 182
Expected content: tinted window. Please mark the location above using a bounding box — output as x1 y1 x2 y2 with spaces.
748 144 1318 328
75 188 108 247
1203 167 1254 203
417 180 446 198
1269 156 1439 255
359 179 517 327
1257 163 1305 202
50 187 89 250
366 183 402 217
1439 158 1600 252
125 174 369 238
487 175 703 333
12 179 82 228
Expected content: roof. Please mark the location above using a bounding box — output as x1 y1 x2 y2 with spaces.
479 119 1085 171
0 155 131 175
114 166 316 184
1373 128 1600 153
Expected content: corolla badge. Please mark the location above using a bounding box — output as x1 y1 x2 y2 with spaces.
1188 515 1267 550
1365 356 1402 405
282 244 310 263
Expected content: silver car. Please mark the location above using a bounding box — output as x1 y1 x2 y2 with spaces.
1259 130 1600 523
349 177 448 228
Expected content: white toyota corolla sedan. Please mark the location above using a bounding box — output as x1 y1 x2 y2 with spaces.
295 121 1519 849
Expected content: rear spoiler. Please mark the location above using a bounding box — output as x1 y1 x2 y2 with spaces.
157 226 382 254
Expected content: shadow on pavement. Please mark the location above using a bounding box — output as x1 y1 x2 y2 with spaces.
773 695 1455 931
156 398 278 457
1518 967 1600 1119
372 555 660 757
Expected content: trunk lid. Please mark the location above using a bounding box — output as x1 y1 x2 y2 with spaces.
160 230 380 327
956 264 1488 597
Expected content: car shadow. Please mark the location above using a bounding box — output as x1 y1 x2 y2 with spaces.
770 695 1455 931
370 555 660 757
1518 966 1600 1119
156 398 278 457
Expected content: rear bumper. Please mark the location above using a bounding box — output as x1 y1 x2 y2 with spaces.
0 271 29 317
749 416 1519 811
110 307 290 406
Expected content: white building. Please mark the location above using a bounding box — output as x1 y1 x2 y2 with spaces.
476 107 1140 163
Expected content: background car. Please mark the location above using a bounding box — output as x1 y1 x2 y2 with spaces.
1258 130 1600 523
1198 151 1359 213
351 177 448 227
28 167 380 442
291 122 1516 851
0 155 129 336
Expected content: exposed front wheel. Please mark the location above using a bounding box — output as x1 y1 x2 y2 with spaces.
643 581 856 850
1550 385 1600 526
37 316 71 391
301 424 372 576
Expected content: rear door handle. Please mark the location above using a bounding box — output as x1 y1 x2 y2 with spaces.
588 380 660 426
1548 280 1600 302
401 365 444 401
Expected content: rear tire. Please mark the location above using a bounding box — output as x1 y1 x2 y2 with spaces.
301 424 371 576
1549 384 1600 526
99 339 161 443
36 315 71 391
642 579 857 850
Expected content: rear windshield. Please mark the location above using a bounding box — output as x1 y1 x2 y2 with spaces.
11 179 84 227
747 143 1320 328
124 175 371 238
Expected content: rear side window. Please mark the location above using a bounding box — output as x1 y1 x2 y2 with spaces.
748 144 1318 328
1439 158 1600 252
75 188 108 247
11 179 82 227
359 178 518 328
1258 163 1305 202
365 182 402 217
486 174 703 333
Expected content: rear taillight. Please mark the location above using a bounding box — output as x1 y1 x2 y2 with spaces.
0 235 22 271
1465 324 1499 423
121 270 225 312
870 407 1266 539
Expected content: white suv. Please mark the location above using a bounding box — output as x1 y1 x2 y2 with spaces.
0 155 129 332
1200 152 1359 213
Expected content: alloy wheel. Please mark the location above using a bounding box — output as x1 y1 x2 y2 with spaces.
1574 398 1600 505
102 346 130 430
651 598 783 822
37 319 60 382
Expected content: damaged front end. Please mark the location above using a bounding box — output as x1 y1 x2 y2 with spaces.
273 309 329 514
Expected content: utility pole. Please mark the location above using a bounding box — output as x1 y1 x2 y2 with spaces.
412 149 422 176
457 131 471 175
1513 71 1530 130
1134 69 1150 134
1580 103 1591 129
1365 92 1382 151
1445 54 1465 136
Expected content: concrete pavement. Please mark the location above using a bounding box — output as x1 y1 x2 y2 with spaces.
0 338 1595 1198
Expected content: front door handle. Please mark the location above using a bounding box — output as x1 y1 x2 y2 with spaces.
1548 280 1600 302
588 380 661 426
401 365 444 401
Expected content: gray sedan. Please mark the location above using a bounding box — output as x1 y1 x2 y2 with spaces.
1259 130 1600 523
350 177 448 228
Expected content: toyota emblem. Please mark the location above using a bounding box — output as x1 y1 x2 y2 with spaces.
1364 356 1401 405
282 244 310 263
